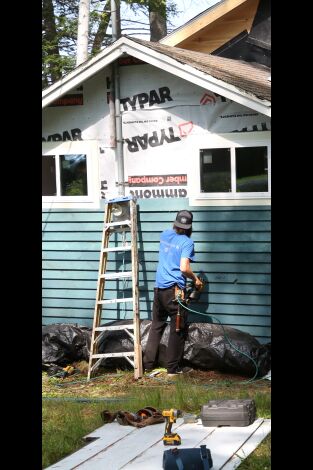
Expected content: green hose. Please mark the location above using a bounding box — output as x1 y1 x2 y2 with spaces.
177 297 259 383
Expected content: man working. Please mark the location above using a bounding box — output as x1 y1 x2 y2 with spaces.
143 210 203 376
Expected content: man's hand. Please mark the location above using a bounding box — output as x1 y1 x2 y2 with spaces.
194 277 204 291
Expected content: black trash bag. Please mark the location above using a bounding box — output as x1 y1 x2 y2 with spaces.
42 323 91 367
97 320 152 369
183 323 270 377
97 320 270 377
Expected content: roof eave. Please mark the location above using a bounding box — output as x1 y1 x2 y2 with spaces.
42 39 124 108
121 38 271 116
160 0 248 47
42 36 271 117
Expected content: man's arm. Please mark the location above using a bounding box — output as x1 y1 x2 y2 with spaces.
180 258 203 289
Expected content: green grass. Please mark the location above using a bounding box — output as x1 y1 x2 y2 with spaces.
42 401 104 468
42 373 271 469
237 434 271 469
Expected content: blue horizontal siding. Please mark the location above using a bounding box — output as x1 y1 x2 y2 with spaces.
42 198 271 343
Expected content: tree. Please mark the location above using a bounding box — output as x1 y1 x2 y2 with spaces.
42 0 179 88
124 0 168 42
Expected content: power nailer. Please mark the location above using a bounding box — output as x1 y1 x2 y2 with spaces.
185 275 207 304
162 409 182 446
174 275 207 332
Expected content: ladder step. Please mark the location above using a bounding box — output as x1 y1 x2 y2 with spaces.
101 271 132 280
105 220 131 227
95 325 134 331
91 352 135 359
102 246 132 252
97 297 133 305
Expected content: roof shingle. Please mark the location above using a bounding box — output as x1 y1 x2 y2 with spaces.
130 37 271 102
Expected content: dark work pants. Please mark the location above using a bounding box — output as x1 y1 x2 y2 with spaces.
144 286 187 374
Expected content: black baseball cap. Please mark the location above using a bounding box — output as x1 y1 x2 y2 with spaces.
174 210 193 229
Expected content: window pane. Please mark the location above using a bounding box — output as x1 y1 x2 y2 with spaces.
236 147 268 192
60 154 88 196
200 148 231 192
42 155 56 196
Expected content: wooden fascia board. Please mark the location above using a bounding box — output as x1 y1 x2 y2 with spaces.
42 46 122 108
161 0 250 47
121 40 271 117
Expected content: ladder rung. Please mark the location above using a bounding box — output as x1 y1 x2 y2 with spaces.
97 298 133 305
105 220 131 227
95 325 134 331
102 246 132 252
100 271 132 280
91 352 135 359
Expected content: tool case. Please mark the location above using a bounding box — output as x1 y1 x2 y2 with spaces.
200 399 256 427
163 445 213 470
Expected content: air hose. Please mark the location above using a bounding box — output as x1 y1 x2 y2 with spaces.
176 296 259 383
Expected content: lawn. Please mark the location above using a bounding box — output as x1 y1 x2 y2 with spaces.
42 365 271 469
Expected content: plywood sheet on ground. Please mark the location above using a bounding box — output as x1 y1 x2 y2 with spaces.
44 417 271 469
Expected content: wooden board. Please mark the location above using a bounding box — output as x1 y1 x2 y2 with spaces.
44 417 271 470
222 419 271 470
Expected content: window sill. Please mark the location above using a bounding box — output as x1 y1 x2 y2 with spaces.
189 196 271 207
42 199 102 209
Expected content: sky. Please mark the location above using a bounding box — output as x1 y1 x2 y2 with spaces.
169 0 221 30
119 0 221 40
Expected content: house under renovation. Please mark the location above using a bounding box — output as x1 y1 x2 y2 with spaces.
42 33 271 344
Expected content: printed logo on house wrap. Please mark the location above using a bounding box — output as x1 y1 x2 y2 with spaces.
128 174 187 187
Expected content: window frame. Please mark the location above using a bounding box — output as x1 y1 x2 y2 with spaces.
42 141 100 208
189 132 271 205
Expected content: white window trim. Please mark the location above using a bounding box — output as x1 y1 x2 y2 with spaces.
42 140 100 209
188 132 271 206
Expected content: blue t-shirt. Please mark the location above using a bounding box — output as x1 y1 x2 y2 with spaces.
155 229 195 289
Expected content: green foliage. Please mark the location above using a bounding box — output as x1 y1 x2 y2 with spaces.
42 0 179 88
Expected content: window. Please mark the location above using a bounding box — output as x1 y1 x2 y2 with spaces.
235 147 268 193
42 141 99 208
200 148 231 192
190 132 270 204
42 154 88 197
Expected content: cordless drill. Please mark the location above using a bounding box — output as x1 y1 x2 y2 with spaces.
162 409 182 445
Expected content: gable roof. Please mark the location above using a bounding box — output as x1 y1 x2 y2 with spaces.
160 0 260 53
42 36 270 116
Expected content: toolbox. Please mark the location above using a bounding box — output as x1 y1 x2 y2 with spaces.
200 399 256 427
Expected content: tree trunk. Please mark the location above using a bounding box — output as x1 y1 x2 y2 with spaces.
149 0 167 42
42 0 62 83
91 0 111 54
76 0 90 66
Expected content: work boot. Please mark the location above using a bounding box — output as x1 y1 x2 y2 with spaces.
167 366 193 377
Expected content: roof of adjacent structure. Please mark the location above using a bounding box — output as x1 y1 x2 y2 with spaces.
42 36 270 116
160 0 260 53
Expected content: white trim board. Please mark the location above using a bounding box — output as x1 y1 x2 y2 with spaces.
44 417 271 470
222 419 271 470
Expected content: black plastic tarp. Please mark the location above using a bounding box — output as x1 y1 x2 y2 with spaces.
42 321 271 377
97 320 271 377
42 323 91 366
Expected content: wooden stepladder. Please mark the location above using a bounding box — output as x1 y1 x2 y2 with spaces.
87 195 143 380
